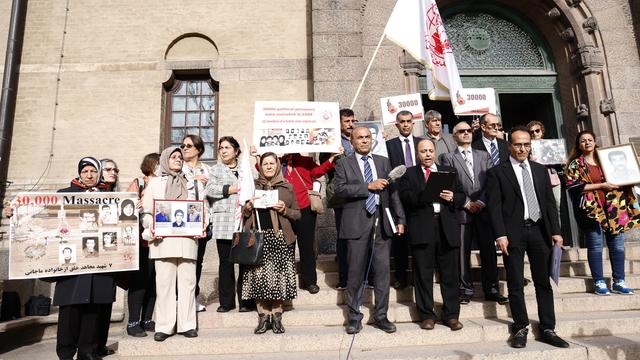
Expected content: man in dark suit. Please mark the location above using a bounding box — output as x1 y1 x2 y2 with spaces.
398 139 465 331
487 126 569 349
472 113 509 166
440 121 508 305
385 110 421 289
334 126 406 334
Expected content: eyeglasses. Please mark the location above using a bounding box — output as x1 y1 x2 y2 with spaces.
455 129 472 134
511 143 531 150
484 123 501 129
180 143 194 149
103 168 119 174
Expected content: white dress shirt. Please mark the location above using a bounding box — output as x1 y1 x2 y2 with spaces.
399 134 416 166
481 135 497 154
422 164 440 213
509 156 537 220
357 152 379 205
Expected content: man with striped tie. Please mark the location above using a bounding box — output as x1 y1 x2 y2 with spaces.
472 113 510 166
334 126 406 335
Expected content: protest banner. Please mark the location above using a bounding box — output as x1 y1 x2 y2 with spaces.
253 101 340 154
379 93 424 125
453 88 497 116
8 192 139 279
152 199 206 237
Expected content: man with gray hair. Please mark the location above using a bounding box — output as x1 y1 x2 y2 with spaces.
423 110 456 163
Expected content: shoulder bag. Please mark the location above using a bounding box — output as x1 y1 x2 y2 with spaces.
293 168 325 214
229 210 264 265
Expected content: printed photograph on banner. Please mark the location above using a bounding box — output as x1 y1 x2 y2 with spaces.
530 139 567 165
361 122 388 158
152 199 205 237
8 192 140 279
380 93 424 125
596 144 640 186
453 88 497 116
254 190 279 209
253 101 340 154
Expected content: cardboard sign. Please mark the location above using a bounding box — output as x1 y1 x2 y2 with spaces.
379 93 424 125
453 88 497 116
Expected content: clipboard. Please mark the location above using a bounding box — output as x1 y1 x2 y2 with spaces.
419 171 456 202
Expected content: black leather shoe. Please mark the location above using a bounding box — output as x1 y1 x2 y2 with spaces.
540 329 569 348
485 292 509 305
272 312 285 334
392 280 408 290
127 323 147 337
459 294 472 305
181 329 198 338
509 328 528 348
78 353 102 360
216 305 236 313
304 284 320 294
254 314 271 334
374 317 397 333
94 346 115 357
346 320 362 334
142 320 155 332
154 332 171 342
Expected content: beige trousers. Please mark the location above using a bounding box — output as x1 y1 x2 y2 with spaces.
154 258 197 334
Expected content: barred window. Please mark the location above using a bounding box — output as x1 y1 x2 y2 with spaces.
163 74 219 161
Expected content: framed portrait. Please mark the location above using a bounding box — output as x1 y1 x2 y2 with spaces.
596 143 640 186
152 199 205 237
530 139 567 165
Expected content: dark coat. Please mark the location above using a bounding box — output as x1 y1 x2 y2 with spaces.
48 182 117 306
397 164 465 247
486 160 561 248
472 137 510 165
386 136 422 169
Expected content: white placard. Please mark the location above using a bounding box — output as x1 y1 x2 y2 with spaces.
379 93 424 125
253 101 340 154
453 88 497 116
253 190 279 209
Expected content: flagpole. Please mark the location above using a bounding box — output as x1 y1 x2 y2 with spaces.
350 31 386 109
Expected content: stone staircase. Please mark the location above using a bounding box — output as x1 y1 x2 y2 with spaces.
117 244 640 359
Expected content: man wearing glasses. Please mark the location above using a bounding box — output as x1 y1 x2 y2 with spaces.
440 121 508 306
472 113 509 166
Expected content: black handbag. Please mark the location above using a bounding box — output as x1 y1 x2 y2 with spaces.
229 211 264 265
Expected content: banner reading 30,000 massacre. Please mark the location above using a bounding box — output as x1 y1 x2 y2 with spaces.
8 192 140 279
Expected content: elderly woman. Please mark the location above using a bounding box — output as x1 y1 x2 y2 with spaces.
181 134 211 312
206 136 255 313
565 130 640 295
125 152 159 337
243 152 300 334
142 146 200 341
100 158 120 191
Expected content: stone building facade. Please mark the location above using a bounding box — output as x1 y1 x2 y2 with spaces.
1 0 639 308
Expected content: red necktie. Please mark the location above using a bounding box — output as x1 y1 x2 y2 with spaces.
424 167 431 182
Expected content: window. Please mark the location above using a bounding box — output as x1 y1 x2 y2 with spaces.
163 73 219 161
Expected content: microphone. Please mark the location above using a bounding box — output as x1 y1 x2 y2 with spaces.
386 165 407 182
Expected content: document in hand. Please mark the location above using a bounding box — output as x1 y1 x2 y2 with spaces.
550 243 562 285
419 171 456 202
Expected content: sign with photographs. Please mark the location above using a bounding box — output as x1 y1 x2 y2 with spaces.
379 93 424 125
254 190 279 209
253 101 341 154
452 88 497 116
8 192 139 280
530 139 567 165
152 199 205 237
360 121 388 158
596 143 640 186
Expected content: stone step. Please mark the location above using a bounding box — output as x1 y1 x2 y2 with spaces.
116 310 640 357
197 292 640 329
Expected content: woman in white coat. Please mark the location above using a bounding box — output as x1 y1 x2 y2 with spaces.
142 146 200 341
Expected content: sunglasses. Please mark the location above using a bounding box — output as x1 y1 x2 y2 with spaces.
530 129 542 134
455 129 472 134
180 143 194 149
104 167 119 174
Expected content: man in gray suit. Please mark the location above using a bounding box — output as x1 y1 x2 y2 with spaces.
423 110 456 164
440 121 508 305
334 126 406 334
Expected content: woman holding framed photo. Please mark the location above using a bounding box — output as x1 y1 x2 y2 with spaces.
565 130 640 296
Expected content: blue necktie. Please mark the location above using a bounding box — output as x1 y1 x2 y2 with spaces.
490 142 500 165
362 155 376 215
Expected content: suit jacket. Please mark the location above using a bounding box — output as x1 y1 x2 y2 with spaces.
472 137 510 165
386 136 422 168
142 176 199 260
397 165 465 247
334 153 406 240
425 132 457 164
440 148 493 223
486 159 561 248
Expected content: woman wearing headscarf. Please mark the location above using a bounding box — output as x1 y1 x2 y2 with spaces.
51 157 115 360
242 152 300 334
141 146 200 341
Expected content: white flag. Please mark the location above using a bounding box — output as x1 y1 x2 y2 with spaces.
384 0 464 110
234 139 255 231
